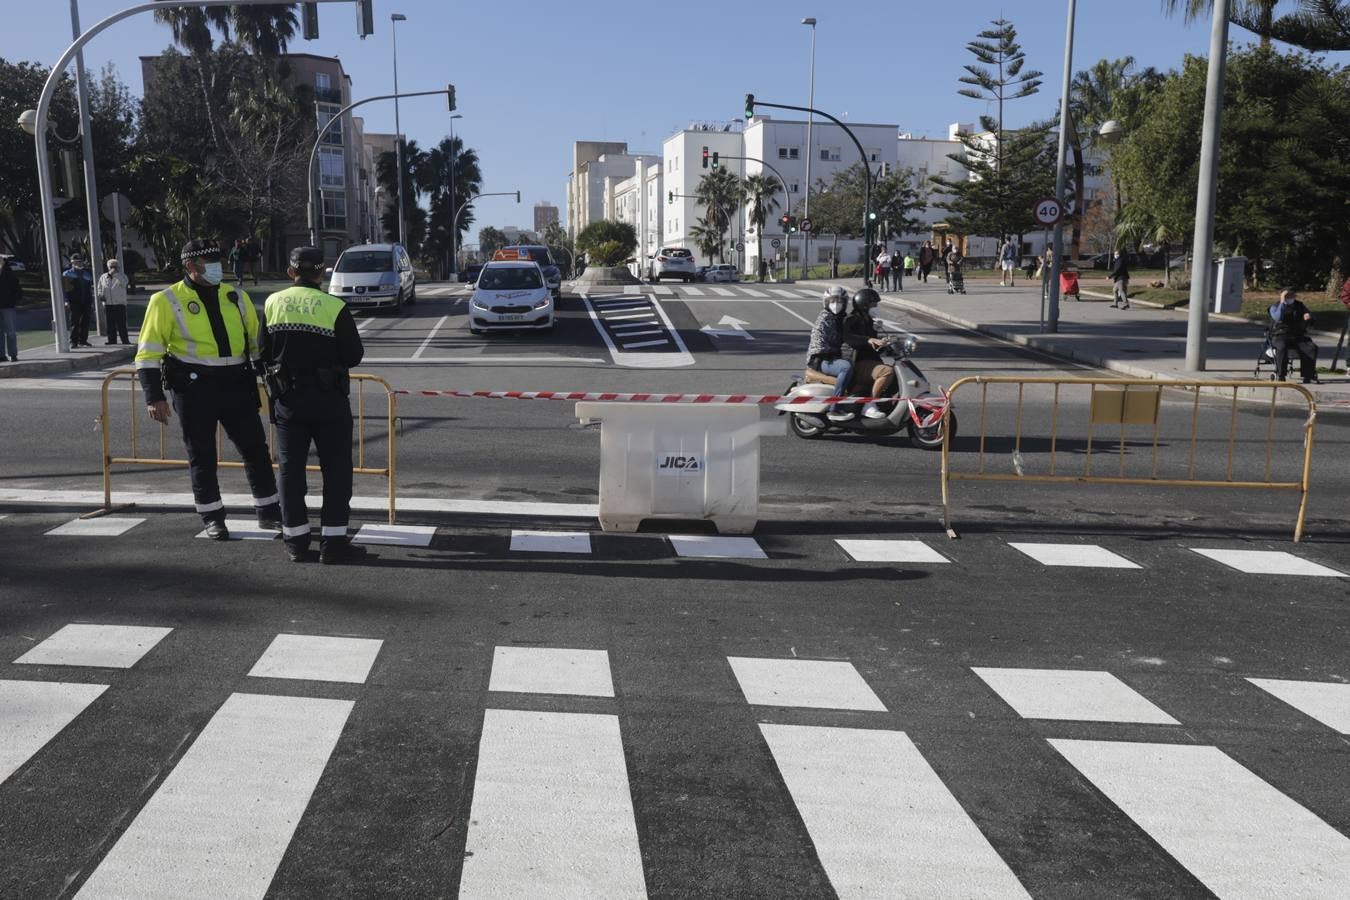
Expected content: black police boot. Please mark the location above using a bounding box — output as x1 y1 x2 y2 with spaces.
320 538 368 565
203 519 230 541
256 504 283 532
284 541 310 563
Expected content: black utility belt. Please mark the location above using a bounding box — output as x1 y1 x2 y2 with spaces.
161 356 250 392
265 365 350 396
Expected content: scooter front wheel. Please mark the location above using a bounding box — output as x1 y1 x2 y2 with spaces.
909 409 957 450
789 413 826 439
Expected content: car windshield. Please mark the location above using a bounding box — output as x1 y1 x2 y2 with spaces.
335 250 393 273
479 267 542 290
521 247 554 266
662 249 692 258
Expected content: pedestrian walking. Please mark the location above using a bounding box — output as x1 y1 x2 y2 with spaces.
261 246 365 564
1269 289 1318 383
875 248 892 292
246 237 262 285
918 241 935 283
0 255 21 361
229 239 245 286
1000 237 1019 287
97 258 131 345
135 238 282 540
1108 249 1131 309
63 254 94 347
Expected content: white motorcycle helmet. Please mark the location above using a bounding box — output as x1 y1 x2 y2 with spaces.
822 285 848 315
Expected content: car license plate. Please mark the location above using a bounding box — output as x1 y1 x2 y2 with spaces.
500 314 525 322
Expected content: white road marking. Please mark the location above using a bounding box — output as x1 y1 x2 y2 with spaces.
1190 548 1345 577
489 647 614 697
352 523 437 546
412 314 449 359
740 288 769 297
193 519 278 541
971 668 1180 724
708 287 736 297
619 339 670 349
1247 678 1350 733
458 709 647 899
44 516 144 537
1049 738 1350 899
510 530 592 554
761 724 1030 899
1007 542 1141 569
603 312 658 321
74 693 353 900
611 329 665 338
682 286 706 296
15 624 172 668
770 300 817 327
728 657 886 711
360 355 606 364
579 292 693 369
836 539 950 564
247 634 383 685
769 289 801 299
668 535 767 559
0 680 107 785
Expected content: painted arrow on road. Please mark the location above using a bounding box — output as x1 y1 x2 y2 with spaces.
701 315 754 340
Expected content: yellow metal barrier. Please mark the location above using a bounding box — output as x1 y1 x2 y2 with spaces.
95 369 399 523
939 376 1317 542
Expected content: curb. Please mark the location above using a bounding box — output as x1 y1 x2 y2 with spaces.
0 345 136 379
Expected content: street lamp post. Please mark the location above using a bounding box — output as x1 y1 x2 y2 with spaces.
390 13 407 248
801 17 816 281
70 0 106 337
1046 0 1076 334
447 112 462 280
1185 0 1233 371
452 190 521 252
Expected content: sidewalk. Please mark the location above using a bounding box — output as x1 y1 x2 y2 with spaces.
816 275 1350 408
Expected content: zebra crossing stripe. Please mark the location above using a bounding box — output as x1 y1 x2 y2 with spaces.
458 709 647 899
1246 678 1350 734
16 624 172 668
74 693 353 900
682 286 706 296
0 680 107 785
488 646 614 697
971 668 1179 724
761 724 1031 899
728 657 886 711
246 634 383 685
1049 739 1350 899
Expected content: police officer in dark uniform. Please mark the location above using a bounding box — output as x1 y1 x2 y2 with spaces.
136 238 281 540
261 246 365 563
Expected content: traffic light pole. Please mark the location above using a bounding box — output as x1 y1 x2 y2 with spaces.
307 88 452 247
746 97 872 285
452 191 521 253
31 0 356 353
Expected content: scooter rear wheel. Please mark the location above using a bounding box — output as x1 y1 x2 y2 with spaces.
909 409 957 450
789 414 826 439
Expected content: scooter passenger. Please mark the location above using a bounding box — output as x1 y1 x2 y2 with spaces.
843 287 895 418
806 286 853 392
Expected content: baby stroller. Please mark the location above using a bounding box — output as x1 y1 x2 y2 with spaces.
946 255 966 295
1059 268 1081 301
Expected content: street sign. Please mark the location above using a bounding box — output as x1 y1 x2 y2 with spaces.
101 192 132 225
736 241 744 252
1032 198 1063 227
770 238 782 249
800 218 813 233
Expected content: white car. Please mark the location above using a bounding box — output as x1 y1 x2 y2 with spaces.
706 263 740 283
649 247 696 283
327 243 416 313
468 261 554 333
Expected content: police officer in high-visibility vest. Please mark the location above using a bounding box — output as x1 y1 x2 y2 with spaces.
136 238 281 540
260 246 365 563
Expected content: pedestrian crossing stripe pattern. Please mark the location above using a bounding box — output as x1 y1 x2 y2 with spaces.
1191 548 1346 577
44 516 144 537
1247 677 1350 734
509 530 591 554
353 523 436 546
488 646 614 697
971 667 1180 724
15 624 173 668
668 535 768 559
0 680 107 784
1008 542 1141 569
836 539 950 563
247 634 383 685
194 519 280 541
728 657 887 711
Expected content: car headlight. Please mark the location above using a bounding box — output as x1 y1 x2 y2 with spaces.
902 336 919 354
471 296 489 310
533 296 552 309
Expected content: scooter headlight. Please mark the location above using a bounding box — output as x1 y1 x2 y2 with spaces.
902 335 919 355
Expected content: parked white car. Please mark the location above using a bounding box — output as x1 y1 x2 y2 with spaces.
706 263 740 283
327 243 416 312
648 247 696 283
468 261 554 333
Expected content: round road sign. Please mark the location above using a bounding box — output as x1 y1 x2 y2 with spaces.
736 241 745 252
800 217 814 233
1032 198 1063 227
770 238 782 249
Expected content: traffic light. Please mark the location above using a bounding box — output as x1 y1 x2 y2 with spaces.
447 83 457 112
780 213 790 229
868 211 877 221
701 146 709 170
302 2 319 40
789 216 798 233
356 0 375 38
880 161 890 177
744 93 755 120
668 190 675 204
712 152 719 170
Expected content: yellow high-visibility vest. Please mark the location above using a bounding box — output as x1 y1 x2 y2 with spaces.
135 279 260 371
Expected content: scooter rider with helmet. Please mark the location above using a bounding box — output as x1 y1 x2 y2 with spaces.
842 287 896 418
806 286 852 389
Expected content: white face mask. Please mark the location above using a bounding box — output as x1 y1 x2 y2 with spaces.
827 300 845 315
200 262 224 285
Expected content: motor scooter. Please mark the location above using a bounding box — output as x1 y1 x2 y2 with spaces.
775 333 956 448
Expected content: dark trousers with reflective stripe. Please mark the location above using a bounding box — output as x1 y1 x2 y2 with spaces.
275 383 353 549
171 372 279 523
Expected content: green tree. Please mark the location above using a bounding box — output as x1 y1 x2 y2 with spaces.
376 140 428 252
478 226 509 258
542 220 573 276
1067 57 1140 259
1161 0 1298 48
741 173 781 280
694 168 740 262
686 217 723 262
575 220 637 266
418 136 482 277
1230 0 1350 50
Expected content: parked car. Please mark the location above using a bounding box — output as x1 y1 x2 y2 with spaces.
649 247 696 283
468 260 554 334
695 265 711 282
706 263 739 283
492 245 561 297
458 263 483 283
327 243 416 312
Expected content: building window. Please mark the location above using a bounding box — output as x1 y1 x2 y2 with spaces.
316 72 331 91
317 103 342 145
817 247 832 263
778 146 801 160
322 194 346 231
821 148 841 162
789 183 800 193
319 147 344 189
868 149 881 162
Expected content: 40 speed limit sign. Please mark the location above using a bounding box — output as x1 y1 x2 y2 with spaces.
1033 197 1064 227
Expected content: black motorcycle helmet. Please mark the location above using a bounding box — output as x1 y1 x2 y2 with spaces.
852 287 880 313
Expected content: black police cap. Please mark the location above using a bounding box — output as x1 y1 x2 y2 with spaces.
289 246 325 270
180 238 221 263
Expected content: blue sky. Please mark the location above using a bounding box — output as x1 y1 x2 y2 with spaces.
5 1 1277 234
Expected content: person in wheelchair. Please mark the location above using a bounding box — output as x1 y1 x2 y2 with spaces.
1269 289 1318 384
805 286 854 419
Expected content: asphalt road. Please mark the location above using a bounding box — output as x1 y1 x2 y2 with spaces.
3 279 1349 899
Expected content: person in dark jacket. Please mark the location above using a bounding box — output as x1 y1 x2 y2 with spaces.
1108 250 1131 309
0 256 22 361
918 241 935 283
63 254 95 347
1269 289 1318 383
841 287 894 418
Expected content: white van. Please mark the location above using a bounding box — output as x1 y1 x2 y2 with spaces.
327 243 416 312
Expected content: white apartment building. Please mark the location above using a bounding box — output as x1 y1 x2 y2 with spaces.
608 159 664 260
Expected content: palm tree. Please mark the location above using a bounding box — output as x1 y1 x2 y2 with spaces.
1160 0 1295 48
1067 57 1137 259
687 217 723 262
694 169 740 263
376 139 428 250
153 5 298 56
418 136 483 276
741 173 782 281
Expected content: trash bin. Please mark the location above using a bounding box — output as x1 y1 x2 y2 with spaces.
575 401 784 534
1210 256 1246 313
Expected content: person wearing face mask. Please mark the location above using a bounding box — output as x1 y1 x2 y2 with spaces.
842 287 896 419
135 238 281 540
806 286 858 422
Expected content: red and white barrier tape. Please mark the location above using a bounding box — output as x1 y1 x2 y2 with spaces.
391 388 952 414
